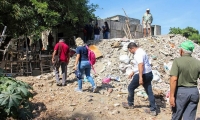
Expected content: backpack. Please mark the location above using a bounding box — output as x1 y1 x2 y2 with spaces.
86 45 96 73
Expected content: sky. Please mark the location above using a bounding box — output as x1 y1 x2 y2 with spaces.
89 0 199 34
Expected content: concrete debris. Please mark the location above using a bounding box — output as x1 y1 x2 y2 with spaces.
35 34 200 103
83 34 200 96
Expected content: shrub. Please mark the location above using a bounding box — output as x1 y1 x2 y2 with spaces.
0 76 33 119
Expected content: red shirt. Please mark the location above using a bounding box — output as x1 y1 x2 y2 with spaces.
54 42 69 62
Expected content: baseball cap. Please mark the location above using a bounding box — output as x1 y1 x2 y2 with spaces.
146 8 150 11
179 40 195 51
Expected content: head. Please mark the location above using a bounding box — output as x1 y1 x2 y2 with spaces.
104 22 108 26
146 8 150 14
179 40 194 56
59 38 65 42
95 24 98 27
127 42 138 54
75 37 85 46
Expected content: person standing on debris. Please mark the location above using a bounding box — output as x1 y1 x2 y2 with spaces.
142 8 153 37
170 40 200 120
122 42 157 116
103 22 110 39
52 39 70 86
87 23 93 40
83 26 87 43
73 37 97 93
94 24 101 40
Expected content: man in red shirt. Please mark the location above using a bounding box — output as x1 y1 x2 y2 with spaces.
52 39 70 86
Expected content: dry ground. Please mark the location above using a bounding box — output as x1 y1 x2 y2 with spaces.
16 76 200 120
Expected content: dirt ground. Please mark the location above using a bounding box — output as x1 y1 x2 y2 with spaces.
16 76 200 120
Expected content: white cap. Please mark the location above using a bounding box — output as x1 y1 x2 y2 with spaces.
146 8 150 11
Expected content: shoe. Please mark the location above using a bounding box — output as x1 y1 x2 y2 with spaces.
74 88 83 92
57 83 62 86
92 86 97 93
122 102 134 109
144 108 157 116
62 83 66 86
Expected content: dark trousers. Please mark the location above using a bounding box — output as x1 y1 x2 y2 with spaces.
54 62 67 85
172 87 199 120
127 72 156 111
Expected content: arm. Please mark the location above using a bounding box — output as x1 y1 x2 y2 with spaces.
52 44 58 62
52 50 57 62
138 63 144 84
135 53 144 84
74 54 80 69
170 76 178 98
66 49 70 64
169 59 178 107
138 63 144 78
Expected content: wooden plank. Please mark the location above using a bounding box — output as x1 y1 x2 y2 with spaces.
88 45 103 58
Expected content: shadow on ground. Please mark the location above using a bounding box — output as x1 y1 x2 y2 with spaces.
43 112 94 120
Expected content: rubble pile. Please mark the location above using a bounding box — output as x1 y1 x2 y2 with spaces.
36 34 200 98
26 34 200 119
73 34 200 97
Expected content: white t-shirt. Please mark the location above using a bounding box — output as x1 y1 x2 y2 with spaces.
133 48 152 74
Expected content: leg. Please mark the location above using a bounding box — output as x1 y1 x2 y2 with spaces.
85 63 95 88
105 32 108 39
94 35 97 40
61 62 67 85
143 22 147 37
143 28 146 37
182 88 199 120
171 88 190 120
97 35 100 40
147 23 151 36
143 72 156 111
54 65 60 84
127 74 139 106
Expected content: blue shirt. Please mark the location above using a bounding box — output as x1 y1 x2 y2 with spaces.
76 46 88 61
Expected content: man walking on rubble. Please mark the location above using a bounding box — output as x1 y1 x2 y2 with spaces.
142 8 153 37
52 39 70 86
170 40 200 120
122 42 157 116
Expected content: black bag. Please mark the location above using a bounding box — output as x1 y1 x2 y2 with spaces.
53 43 61 67
75 69 82 79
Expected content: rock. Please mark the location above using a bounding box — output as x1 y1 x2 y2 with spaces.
107 88 113 94
68 107 75 112
110 110 120 115
114 103 120 107
36 75 41 80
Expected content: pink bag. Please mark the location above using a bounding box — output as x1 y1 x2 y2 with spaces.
86 45 96 73
102 78 111 84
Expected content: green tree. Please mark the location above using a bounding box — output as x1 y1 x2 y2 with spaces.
169 26 200 43
169 27 183 34
0 0 98 39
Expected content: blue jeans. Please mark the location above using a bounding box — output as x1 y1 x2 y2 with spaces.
127 72 156 111
104 32 109 39
77 61 95 89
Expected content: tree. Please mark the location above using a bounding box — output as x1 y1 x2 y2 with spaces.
169 27 182 34
0 0 98 39
169 27 200 43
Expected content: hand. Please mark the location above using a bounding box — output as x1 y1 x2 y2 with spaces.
139 77 143 85
128 72 134 79
52 59 55 63
66 60 69 65
170 96 175 107
73 65 77 70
